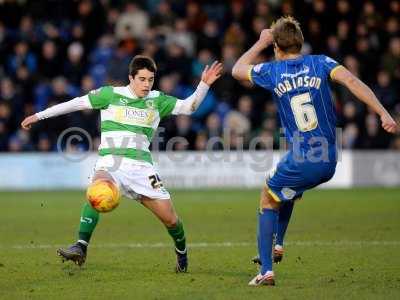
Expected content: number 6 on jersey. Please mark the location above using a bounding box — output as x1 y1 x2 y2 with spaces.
290 92 318 132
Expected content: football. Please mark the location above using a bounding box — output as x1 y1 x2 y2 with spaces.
86 180 120 213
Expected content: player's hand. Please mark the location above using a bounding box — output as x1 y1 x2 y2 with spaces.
21 114 39 130
380 113 398 134
258 29 274 46
201 61 223 86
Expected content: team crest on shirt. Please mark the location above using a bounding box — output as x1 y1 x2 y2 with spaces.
145 99 155 109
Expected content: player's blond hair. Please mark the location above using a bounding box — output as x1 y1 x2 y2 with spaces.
271 16 304 54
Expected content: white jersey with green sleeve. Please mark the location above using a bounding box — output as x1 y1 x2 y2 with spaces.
88 85 177 164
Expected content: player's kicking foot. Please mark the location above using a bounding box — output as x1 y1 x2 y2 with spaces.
248 271 275 286
57 242 87 266
252 245 284 265
175 248 188 273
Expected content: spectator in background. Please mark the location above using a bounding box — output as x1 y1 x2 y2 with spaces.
150 0 176 29
49 77 71 105
192 49 214 78
336 0 352 23
185 1 207 33
374 70 397 110
18 15 36 43
194 131 208 150
115 2 149 41
0 78 23 129
326 35 343 62
224 100 251 150
249 16 268 47
0 102 12 150
39 40 61 79
254 129 274 150
0 21 7 69
237 95 255 130
166 19 195 57
107 42 131 85
8 130 32 152
389 0 400 19
197 20 220 56
360 1 382 32
306 18 324 54
64 42 86 86
221 43 240 74
172 115 197 150
382 37 400 81
391 136 400 150
7 41 37 77
336 20 352 53
382 17 399 47
224 0 247 29
342 123 359 149
255 101 280 149
355 38 378 84
360 112 390 149
204 113 223 150
88 34 116 86
77 0 106 51
223 23 246 52
164 43 191 81
15 65 35 105
37 133 52 152
255 0 275 26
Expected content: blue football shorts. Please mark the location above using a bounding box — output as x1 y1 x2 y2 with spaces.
266 149 337 202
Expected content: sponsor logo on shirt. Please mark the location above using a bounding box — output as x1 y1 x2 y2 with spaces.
114 106 156 127
325 57 338 64
253 63 264 73
280 66 310 79
119 98 128 105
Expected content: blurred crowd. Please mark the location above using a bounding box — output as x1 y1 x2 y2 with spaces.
0 0 399 153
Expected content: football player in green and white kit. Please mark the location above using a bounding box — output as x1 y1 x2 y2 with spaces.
21 56 223 272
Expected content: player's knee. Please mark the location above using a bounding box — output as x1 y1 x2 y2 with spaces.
260 187 280 210
163 215 178 228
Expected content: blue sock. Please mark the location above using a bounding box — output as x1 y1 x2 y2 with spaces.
258 208 278 275
276 201 294 246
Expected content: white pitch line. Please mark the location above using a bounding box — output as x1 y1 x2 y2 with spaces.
1 241 400 250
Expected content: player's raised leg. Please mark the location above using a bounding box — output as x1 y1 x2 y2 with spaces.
249 186 280 286
140 197 188 272
275 200 294 262
57 171 119 266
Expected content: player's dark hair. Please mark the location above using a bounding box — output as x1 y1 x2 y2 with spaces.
271 16 304 54
129 55 157 77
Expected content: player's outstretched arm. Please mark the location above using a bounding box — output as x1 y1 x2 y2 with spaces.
232 29 273 82
21 95 93 130
332 67 398 134
172 61 222 115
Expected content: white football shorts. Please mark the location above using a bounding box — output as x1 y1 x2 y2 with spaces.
92 155 171 201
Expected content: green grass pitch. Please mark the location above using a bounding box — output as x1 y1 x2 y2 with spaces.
0 188 399 299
